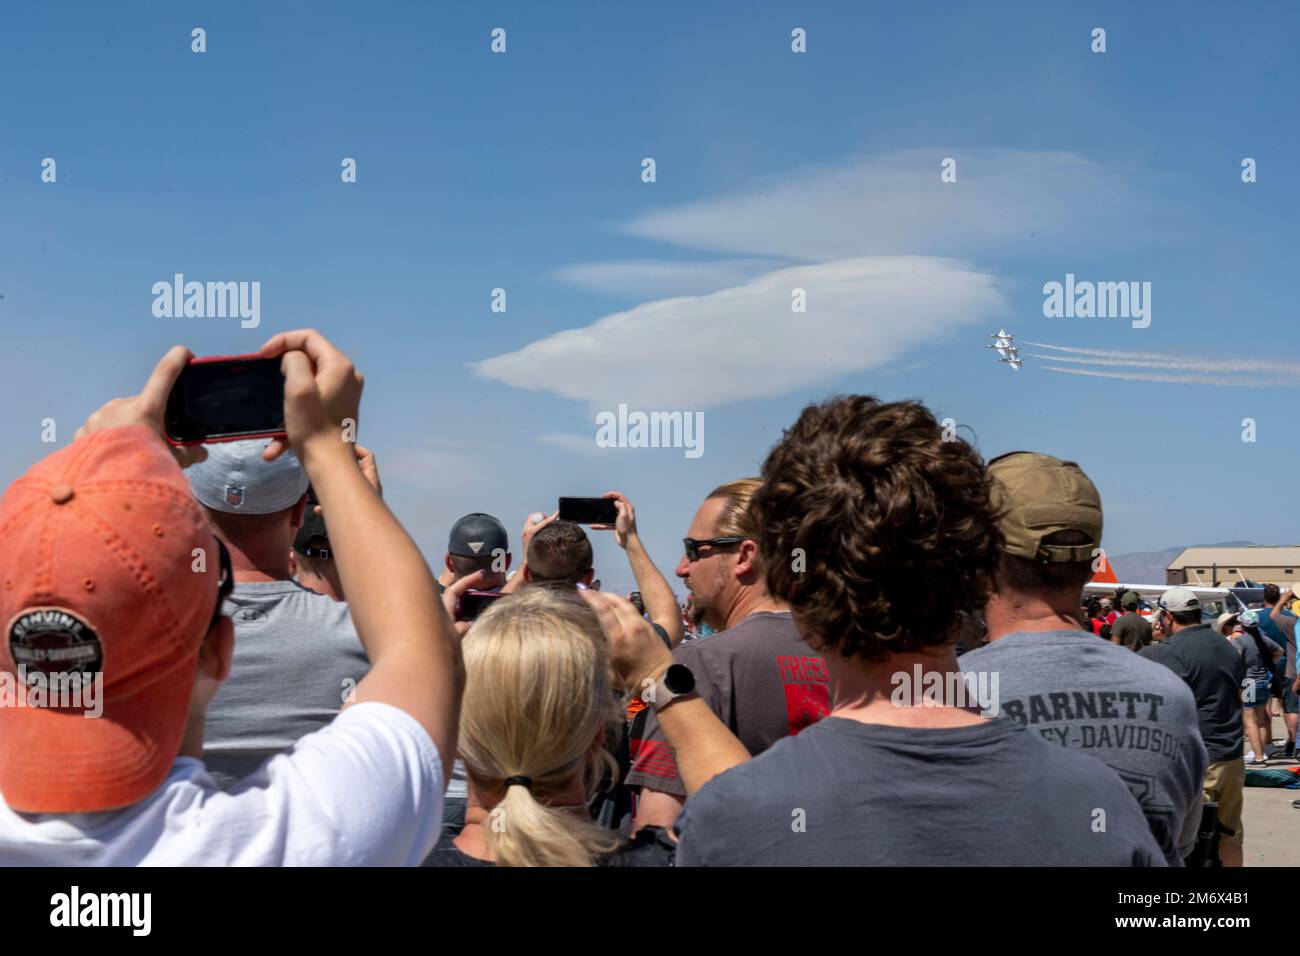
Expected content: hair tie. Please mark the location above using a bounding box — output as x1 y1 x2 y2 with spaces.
504 775 533 791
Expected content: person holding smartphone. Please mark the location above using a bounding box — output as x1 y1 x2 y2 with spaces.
0 331 460 865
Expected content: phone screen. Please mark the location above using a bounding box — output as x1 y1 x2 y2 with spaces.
557 497 619 525
459 590 503 621
165 356 286 444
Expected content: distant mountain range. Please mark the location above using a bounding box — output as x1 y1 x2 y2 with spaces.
1107 541 1258 586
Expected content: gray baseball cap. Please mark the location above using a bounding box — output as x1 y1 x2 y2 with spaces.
188 439 309 515
447 513 508 558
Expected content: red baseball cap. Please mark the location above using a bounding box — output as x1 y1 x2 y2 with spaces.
0 425 221 812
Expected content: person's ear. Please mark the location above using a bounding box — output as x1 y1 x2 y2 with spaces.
444 553 455 575
288 549 299 577
291 494 308 530
582 568 595 586
505 552 513 572
523 565 533 583
198 616 235 683
734 539 760 579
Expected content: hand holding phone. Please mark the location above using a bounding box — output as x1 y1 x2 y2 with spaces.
257 329 364 464
558 497 619 525
76 346 207 468
458 590 503 622
164 355 286 445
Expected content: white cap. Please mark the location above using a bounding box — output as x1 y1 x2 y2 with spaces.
1158 586 1201 613
187 439 309 515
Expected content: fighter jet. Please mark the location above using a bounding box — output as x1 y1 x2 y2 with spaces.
987 329 1015 356
987 329 1022 370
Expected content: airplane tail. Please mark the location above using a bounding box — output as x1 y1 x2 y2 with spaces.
1091 561 1119 585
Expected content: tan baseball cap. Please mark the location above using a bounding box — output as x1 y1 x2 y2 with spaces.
988 451 1103 563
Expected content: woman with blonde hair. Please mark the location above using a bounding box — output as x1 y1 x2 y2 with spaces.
424 586 675 867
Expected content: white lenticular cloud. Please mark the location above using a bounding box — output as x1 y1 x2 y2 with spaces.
621 149 1167 260
535 433 615 456
472 257 1006 410
553 258 781 299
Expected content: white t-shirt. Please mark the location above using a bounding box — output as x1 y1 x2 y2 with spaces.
0 703 442 866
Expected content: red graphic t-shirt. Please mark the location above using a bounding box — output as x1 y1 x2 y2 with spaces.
625 611 829 798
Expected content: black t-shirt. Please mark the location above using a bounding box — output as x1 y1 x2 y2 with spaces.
673 716 1163 866
421 827 675 867
1143 624 1245 762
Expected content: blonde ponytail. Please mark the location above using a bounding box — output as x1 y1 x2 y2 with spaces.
459 587 622 867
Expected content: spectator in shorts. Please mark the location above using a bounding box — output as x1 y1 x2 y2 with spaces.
1111 591 1153 652
625 478 830 834
1261 584 1298 758
188 439 370 789
960 452 1205 865
424 587 682 867
1229 610 1284 767
0 331 458 864
671 396 1163 866
1142 587 1247 866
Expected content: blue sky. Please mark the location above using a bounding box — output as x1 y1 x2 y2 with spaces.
2 1 1297 593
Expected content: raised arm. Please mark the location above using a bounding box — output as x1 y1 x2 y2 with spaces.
594 492 685 647
260 329 463 776
580 590 748 794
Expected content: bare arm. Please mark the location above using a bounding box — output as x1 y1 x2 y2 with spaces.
579 589 749 795
595 492 685 647
635 789 685 830
261 330 463 776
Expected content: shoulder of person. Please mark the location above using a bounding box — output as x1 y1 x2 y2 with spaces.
221 701 443 865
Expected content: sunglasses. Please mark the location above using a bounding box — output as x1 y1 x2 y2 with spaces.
682 536 749 562
207 538 234 632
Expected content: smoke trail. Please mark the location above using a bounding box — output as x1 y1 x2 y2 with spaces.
1025 341 1300 376
1040 365 1282 387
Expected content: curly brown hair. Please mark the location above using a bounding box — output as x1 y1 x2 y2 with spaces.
752 395 1003 662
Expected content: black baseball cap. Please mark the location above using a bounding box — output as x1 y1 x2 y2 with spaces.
448 513 508 559
293 510 331 559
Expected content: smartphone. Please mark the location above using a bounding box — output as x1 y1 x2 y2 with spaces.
558 497 619 525
459 590 503 621
165 355 286 445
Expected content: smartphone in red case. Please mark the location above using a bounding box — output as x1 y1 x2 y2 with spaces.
164 354 287 446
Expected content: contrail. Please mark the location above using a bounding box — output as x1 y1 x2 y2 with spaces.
1040 365 1281 387
1024 343 1300 374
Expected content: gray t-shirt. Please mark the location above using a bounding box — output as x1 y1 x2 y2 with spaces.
960 630 1207 866
204 580 371 789
1232 632 1283 682
674 716 1163 866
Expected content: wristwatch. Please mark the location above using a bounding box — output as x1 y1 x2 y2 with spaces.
649 663 697 713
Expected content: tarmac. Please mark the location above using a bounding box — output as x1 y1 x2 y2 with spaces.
1239 713 1299 866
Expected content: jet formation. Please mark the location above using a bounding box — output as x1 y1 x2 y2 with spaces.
987 329 1022 370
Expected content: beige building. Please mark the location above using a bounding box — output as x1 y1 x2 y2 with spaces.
1167 546 1300 587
